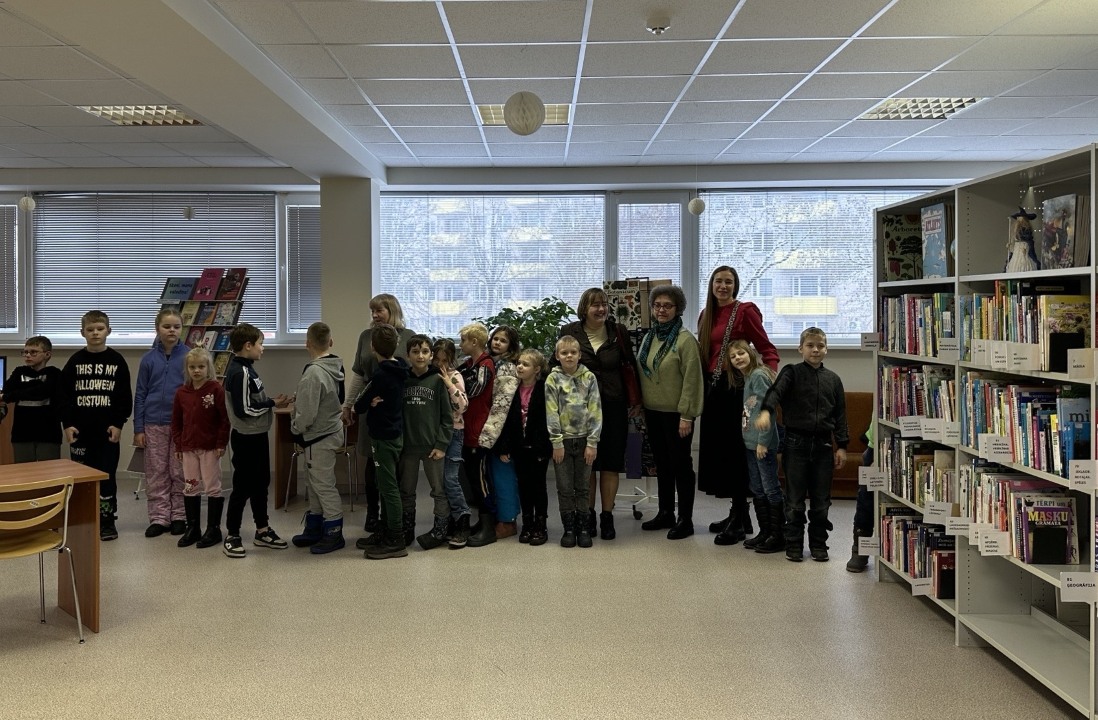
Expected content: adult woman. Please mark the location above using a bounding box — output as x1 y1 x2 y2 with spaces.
636 285 704 539
342 294 416 533
696 266 779 545
559 287 641 540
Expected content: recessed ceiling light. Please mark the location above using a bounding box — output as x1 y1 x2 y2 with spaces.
77 105 202 126
479 103 570 126
861 97 983 121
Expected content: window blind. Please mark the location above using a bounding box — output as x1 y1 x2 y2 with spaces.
0 205 17 331
286 205 322 332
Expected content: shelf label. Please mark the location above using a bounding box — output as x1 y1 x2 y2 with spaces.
1008 343 1039 372
946 516 969 536
1060 573 1098 604
969 522 993 545
979 530 1010 556
920 418 943 441
1067 348 1094 380
924 500 953 524
899 415 922 437
990 342 1009 371
972 339 988 367
937 336 959 362
1068 460 1097 491
978 433 1012 462
860 332 880 351
858 536 879 555
942 423 961 445
858 466 886 489
911 577 932 596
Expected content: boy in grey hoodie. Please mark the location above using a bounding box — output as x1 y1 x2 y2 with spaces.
289 322 348 554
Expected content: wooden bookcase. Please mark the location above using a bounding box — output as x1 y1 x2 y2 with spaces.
872 145 1097 718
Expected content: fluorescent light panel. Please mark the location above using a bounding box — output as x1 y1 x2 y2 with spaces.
862 97 983 121
478 103 571 126
78 105 202 126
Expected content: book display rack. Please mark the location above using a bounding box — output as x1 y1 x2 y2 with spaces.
159 267 247 378
872 145 1097 718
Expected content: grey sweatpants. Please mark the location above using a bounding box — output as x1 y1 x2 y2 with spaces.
306 429 345 521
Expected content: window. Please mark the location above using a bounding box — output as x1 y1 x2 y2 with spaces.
32 193 277 341
379 193 605 338
615 199 683 287
697 189 924 345
286 205 321 332
0 204 17 332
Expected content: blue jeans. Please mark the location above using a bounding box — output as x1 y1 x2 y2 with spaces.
744 447 783 505
781 431 834 550
443 429 470 519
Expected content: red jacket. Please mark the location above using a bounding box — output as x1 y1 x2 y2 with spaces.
459 352 496 448
172 382 231 452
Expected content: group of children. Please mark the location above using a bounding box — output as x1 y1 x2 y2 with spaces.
0 307 848 564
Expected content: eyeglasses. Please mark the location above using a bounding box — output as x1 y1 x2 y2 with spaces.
22 349 44 356
652 302 676 311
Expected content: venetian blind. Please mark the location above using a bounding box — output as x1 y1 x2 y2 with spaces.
0 205 17 331
286 205 322 332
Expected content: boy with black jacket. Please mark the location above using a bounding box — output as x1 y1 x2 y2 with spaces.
756 327 849 563
4 335 63 463
222 323 290 558
60 312 132 541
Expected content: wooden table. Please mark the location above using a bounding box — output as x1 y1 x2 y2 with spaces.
0 459 108 633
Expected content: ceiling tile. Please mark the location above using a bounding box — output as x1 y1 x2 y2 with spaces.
48 155 134 168
263 44 345 78
324 104 384 125
489 142 566 158
360 79 469 105
376 105 478 126
569 124 661 142
831 119 941 137
741 121 846 139
646 138 732 155
163 142 260 156
0 156 60 168
790 73 924 100
826 38 980 73
956 96 1088 119
1056 98 1098 118
125 156 208 168
0 46 117 81
367 143 413 159
0 81 63 106
926 117 1030 136
216 0 317 43
194 155 286 167
0 105 106 126
85 142 182 157
445 1 586 43
801 136 900 152
865 0 1044 36
1006 69 1098 97
903 69 1043 97
685 74 802 102
946 35 1098 71
389 126 483 144
297 79 365 105
726 137 813 154
667 101 772 124
793 151 874 162
7 142 106 157
886 135 981 152
655 123 751 142
865 150 949 161
727 0 889 38
576 77 687 104
347 126 401 143
0 126 65 143
574 103 673 125
293 1 447 44
582 41 709 77
705 40 843 74
25 79 164 107
568 141 648 156
765 99 878 121
588 1 737 42
994 0 1098 35
0 11 63 47
407 143 488 159
1006 117 1098 136
483 125 568 142
459 44 579 79
469 78 575 105
333 45 458 80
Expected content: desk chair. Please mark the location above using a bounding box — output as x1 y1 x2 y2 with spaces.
283 438 360 511
0 476 83 643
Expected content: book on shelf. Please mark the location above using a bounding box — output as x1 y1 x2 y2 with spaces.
882 213 923 281
159 301 182 314
179 301 200 327
160 277 196 302
200 330 218 350
213 328 232 352
213 351 232 377
193 302 217 326
1022 498 1078 564
216 268 247 301
185 326 206 348
212 301 241 326
931 550 956 599
191 268 225 300
1036 294 1089 372
1040 194 1091 269
921 203 954 278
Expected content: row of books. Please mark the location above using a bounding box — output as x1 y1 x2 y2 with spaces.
880 203 955 281
878 364 956 423
877 437 956 508
880 507 955 599
160 267 247 303
1040 193 1091 270
878 292 955 357
185 326 233 352
162 300 243 328
957 373 1090 478
957 460 1080 564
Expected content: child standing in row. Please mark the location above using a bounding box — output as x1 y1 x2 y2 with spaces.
3 336 62 462
457 323 496 547
757 327 848 562
545 335 602 548
222 322 291 558
474 325 521 544
502 348 552 546
289 322 347 555
134 308 188 538
61 310 133 542
172 347 230 548
432 338 472 548
727 340 784 554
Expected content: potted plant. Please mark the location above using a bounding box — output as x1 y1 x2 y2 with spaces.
475 296 576 356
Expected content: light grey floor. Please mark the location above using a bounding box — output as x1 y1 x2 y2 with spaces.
0 484 1080 720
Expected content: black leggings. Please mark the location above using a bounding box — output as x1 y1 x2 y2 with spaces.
514 446 550 518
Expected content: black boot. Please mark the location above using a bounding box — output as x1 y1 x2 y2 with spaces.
599 510 616 540
448 514 471 549
714 505 746 545
291 512 324 547
740 498 754 536
518 513 534 543
310 517 345 555
560 511 577 548
587 509 597 539
708 505 734 533
196 496 225 549
530 515 548 546
756 501 787 555
365 528 407 559
577 509 593 548
667 516 694 539
466 510 497 547
641 510 676 531
846 526 872 572
402 509 417 547
99 495 119 541
363 462 381 532
743 498 770 550
417 515 449 550
177 496 202 547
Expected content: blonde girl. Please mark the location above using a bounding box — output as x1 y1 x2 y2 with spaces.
171 347 231 548
727 340 784 554
134 307 188 537
507 349 552 545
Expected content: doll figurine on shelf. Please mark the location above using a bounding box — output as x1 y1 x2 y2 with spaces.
1004 206 1039 272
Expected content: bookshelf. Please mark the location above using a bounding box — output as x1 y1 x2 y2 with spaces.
872 145 1097 718
159 267 248 378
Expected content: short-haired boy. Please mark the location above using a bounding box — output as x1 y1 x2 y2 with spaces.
289 322 347 555
60 312 133 541
396 334 453 550
545 335 602 548
353 323 410 559
222 322 291 558
455 322 497 547
756 327 849 563
3 336 63 463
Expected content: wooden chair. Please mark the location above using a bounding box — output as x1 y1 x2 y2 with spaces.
0 476 83 643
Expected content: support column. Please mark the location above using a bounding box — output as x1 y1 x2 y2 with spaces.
320 177 379 364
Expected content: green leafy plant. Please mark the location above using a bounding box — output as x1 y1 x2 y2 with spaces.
475 296 577 357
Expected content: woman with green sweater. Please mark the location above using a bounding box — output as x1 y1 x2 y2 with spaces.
636 285 705 539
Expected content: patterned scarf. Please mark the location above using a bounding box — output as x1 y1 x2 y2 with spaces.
638 316 683 379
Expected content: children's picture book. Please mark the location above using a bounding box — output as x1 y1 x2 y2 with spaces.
1037 294 1090 372
161 277 196 301
213 328 233 352
185 326 206 348
881 213 923 281
213 351 232 377
1022 499 1077 564
605 279 641 331
216 268 247 301
191 268 224 300
921 203 953 278
1040 194 1077 269
212 301 241 326
201 330 219 350
179 300 201 327
195 302 218 326
159 301 182 314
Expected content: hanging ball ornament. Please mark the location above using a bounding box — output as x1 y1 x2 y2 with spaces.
688 197 706 215
18 195 35 212
504 91 545 136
